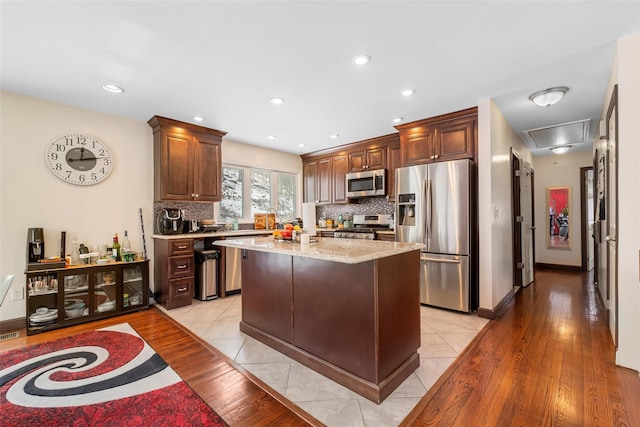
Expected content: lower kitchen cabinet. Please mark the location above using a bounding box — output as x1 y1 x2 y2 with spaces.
25 260 149 336
154 238 194 309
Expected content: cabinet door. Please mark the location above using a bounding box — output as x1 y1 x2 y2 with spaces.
348 150 367 172
386 141 402 202
366 147 387 170
401 126 435 166
158 131 194 200
317 158 332 204
332 154 348 203
303 160 317 203
434 118 475 161
193 135 222 201
122 264 147 310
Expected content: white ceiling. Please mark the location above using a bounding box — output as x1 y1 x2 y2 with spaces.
1 1 639 156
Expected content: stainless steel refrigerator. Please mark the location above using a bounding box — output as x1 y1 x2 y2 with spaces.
396 159 472 312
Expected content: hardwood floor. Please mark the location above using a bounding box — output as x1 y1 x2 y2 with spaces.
402 269 640 426
3 269 639 426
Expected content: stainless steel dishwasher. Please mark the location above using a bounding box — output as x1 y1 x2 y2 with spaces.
225 247 242 295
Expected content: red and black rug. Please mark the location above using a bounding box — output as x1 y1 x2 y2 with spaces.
0 323 228 426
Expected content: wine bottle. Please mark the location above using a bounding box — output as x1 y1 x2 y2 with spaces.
122 230 131 253
112 234 122 262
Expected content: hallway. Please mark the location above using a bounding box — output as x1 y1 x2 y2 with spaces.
403 268 640 426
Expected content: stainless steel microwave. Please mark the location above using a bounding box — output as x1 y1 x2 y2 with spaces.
346 169 386 198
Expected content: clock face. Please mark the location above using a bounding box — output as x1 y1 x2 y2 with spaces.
45 134 113 185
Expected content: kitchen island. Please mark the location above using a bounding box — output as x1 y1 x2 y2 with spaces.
214 237 423 403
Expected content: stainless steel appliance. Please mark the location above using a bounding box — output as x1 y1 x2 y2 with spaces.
346 169 386 198
27 227 45 264
225 247 242 294
396 159 473 312
156 208 183 235
194 248 219 300
334 214 391 239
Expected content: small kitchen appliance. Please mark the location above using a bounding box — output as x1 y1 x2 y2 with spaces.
156 208 184 235
27 227 45 264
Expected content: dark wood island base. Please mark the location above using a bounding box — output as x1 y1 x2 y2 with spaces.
239 249 421 404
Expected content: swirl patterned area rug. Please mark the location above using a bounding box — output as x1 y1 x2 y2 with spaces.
0 323 228 426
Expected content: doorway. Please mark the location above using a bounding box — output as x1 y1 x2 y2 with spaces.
580 167 594 272
511 149 535 289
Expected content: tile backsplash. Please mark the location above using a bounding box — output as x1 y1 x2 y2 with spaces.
153 201 214 233
316 196 394 222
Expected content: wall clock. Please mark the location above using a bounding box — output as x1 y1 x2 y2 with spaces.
45 134 113 185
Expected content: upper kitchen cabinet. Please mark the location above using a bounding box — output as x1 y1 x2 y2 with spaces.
395 107 477 166
302 157 332 204
332 154 349 204
148 116 227 202
348 146 387 172
386 137 402 202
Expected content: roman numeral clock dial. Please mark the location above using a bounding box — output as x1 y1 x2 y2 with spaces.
45 134 113 185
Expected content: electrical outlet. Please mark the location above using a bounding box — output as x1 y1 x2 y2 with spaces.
11 287 24 301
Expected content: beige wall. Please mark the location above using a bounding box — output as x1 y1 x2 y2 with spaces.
612 33 640 371
0 91 303 323
532 148 593 267
477 98 533 312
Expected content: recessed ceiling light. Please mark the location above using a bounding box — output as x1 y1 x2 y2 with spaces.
550 145 571 155
298 143 306 147
402 89 415 97
102 84 124 93
193 116 204 122
352 54 372 65
392 117 403 123
270 97 284 105
530 87 569 107
267 135 276 140
330 134 339 139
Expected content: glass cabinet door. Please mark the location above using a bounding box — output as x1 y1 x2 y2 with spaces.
27 273 59 329
94 269 117 314
63 273 89 320
123 265 144 309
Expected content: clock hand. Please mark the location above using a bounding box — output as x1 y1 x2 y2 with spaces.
80 147 85 160
68 156 109 162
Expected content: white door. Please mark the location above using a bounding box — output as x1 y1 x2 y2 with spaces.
606 101 618 346
520 161 534 286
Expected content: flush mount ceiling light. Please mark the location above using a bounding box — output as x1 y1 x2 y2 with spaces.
193 116 204 122
550 145 572 155
392 117 403 123
330 134 339 139
352 54 371 65
102 84 124 93
298 143 306 147
529 86 569 107
402 89 415 97
270 97 284 105
267 135 276 140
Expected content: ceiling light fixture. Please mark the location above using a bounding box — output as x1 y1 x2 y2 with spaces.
550 145 571 155
392 117 403 123
102 84 124 94
270 97 284 105
529 86 569 107
402 89 415 97
267 135 276 140
298 143 306 147
330 134 339 139
193 116 204 122
352 54 371 65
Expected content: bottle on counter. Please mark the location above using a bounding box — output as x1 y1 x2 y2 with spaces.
232 218 239 230
70 238 80 265
112 233 122 262
122 230 131 253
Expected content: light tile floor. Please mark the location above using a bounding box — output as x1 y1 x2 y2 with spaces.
159 296 489 427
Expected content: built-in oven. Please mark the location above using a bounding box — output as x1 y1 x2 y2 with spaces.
346 169 386 198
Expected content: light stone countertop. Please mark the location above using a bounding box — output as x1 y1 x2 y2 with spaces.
214 236 423 264
152 230 273 240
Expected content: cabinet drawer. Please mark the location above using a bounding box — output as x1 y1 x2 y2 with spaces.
169 239 193 256
167 277 193 309
168 255 194 278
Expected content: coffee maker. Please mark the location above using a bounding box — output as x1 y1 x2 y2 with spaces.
27 227 45 264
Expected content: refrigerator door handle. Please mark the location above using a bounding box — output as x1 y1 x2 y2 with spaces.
426 179 432 239
420 255 461 264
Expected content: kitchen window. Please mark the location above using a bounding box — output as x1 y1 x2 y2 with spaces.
218 165 296 222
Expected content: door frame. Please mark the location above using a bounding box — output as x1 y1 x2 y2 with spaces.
510 149 522 289
580 166 593 271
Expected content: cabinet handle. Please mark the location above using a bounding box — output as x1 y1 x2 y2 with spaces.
177 245 187 249
191 193 195 197
177 286 187 292
194 194 199 198
434 154 439 159
177 264 187 269
430 155 434 159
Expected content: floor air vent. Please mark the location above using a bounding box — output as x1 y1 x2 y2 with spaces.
0 331 19 341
